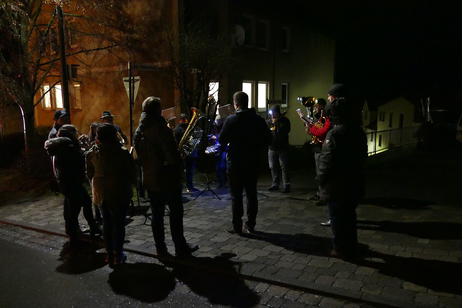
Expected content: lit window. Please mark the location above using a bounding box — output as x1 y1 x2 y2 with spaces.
42 85 52 110
242 81 253 107
54 85 63 109
258 81 269 110
209 81 219 102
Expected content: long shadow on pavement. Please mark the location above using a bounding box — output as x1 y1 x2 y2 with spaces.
361 198 432 210
246 231 462 295
357 220 462 240
353 250 462 295
56 241 106 274
108 263 176 303
166 253 260 308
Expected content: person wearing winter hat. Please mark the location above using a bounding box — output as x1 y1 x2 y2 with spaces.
101 110 128 145
317 84 368 259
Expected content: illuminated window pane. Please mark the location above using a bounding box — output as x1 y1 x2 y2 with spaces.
242 82 253 107
258 82 268 109
54 85 63 109
43 85 51 109
208 82 219 102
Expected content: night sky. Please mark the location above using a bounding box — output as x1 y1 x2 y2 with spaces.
302 0 462 109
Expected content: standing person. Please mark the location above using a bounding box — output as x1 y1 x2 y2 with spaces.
219 91 272 234
306 98 329 206
86 123 137 266
210 115 227 189
48 109 70 140
134 96 199 257
44 125 100 246
101 110 128 145
317 84 368 259
267 105 291 193
173 113 199 193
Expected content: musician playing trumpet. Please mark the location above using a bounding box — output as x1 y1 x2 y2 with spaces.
267 105 291 193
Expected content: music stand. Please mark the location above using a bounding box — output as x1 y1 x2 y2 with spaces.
194 170 221 200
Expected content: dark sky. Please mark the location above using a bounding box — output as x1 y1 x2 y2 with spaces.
302 0 462 107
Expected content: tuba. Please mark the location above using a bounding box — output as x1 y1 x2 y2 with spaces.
179 107 206 158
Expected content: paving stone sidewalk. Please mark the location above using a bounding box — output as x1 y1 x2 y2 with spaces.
1 150 461 308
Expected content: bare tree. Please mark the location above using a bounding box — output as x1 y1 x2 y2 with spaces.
0 0 162 156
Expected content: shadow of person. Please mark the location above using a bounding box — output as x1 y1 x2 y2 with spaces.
56 240 106 274
243 231 333 256
361 197 431 210
352 249 462 295
167 253 260 308
357 220 462 240
108 263 175 303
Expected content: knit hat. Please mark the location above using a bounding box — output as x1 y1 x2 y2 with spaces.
53 109 69 120
101 110 115 119
327 84 346 97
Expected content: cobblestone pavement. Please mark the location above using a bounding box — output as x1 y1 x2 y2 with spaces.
1 150 461 308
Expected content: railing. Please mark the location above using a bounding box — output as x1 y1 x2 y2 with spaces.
365 126 420 155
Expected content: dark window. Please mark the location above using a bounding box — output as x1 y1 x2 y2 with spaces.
399 114 404 128
378 135 382 147
282 27 289 52
281 83 288 105
242 16 253 47
256 20 268 50
47 27 58 53
389 112 393 128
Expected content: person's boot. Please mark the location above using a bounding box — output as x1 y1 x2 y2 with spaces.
282 184 291 193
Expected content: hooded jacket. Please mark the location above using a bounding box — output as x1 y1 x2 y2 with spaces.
219 107 272 169
133 111 183 192
44 137 85 193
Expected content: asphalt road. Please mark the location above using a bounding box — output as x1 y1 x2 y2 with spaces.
0 237 217 308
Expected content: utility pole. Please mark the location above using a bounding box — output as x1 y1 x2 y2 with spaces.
56 5 70 119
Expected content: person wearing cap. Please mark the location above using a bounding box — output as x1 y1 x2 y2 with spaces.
267 104 291 193
101 110 128 145
317 83 367 259
173 113 199 193
219 91 272 234
305 98 330 206
48 109 70 140
133 96 199 257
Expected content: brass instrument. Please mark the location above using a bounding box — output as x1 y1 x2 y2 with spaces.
178 107 206 158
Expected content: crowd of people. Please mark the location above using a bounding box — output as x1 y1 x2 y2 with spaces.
44 83 367 267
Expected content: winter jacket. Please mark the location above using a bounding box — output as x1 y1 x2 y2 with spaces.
44 137 85 194
219 108 272 170
85 142 137 207
133 111 183 192
318 123 368 202
269 115 291 151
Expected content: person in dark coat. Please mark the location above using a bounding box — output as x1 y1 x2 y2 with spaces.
133 96 199 257
219 91 272 234
44 124 100 245
86 123 137 266
48 109 70 140
267 104 291 193
317 84 368 258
